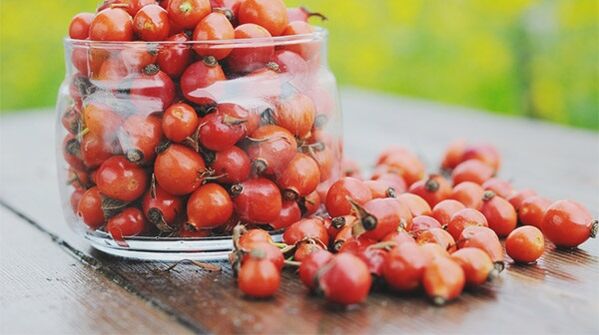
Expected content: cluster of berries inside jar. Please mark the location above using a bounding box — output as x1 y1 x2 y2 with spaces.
62 0 341 240
62 0 597 307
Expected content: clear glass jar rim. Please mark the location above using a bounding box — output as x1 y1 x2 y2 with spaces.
64 27 327 49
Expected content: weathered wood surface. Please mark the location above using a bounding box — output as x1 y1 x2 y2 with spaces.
0 207 193 335
1 88 598 334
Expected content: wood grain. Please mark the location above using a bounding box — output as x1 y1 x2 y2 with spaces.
0 207 194 335
1 89 598 334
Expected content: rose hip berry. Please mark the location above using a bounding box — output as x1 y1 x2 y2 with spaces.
230 178 282 224
154 143 207 195
541 200 597 248
96 156 149 202
317 253 372 305
506 226 545 263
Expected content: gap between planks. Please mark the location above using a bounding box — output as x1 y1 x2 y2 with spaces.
0 199 209 335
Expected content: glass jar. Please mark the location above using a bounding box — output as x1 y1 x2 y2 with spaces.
56 29 342 261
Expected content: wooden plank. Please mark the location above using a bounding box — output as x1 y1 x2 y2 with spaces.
0 207 195 335
1 89 599 333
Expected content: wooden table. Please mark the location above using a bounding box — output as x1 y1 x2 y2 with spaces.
1 88 598 334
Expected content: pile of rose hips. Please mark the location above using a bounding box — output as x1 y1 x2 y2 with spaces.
63 0 339 241
62 0 597 307
231 140 597 306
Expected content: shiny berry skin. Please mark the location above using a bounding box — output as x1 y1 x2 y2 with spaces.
410 215 442 233
238 255 280 298
480 192 517 237
238 228 273 248
318 253 372 305
271 93 316 139
227 24 274 73
211 146 251 184
157 33 192 78
283 217 329 246
129 66 176 112
162 103 199 143
83 103 123 140
299 249 333 290
432 199 466 226
358 198 405 241
414 228 457 253
180 58 226 104
482 178 513 199
90 8 134 41
423 256 465 305
187 183 234 229
506 226 545 263
96 156 148 202
81 132 120 169
508 188 537 211
541 200 597 248
270 200 301 230
142 185 183 231
463 144 501 172
69 13 95 39
447 208 488 241
397 193 432 217
199 112 245 152
441 139 466 171
276 153 320 200
118 114 163 164
106 207 147 241
167 0 211 29
281 21 318 60
231 178 282 224
133 4 170 41
451 247 494 286
77 187 105 229
377 147 425 186
383 243 431 292
247 125 297 176
238 0 288 36
325 177 372 218
458 226 504 265
154 144 207 195
241 241 284 270
518 196 551 228
409 175 452 207
452 159 494 185
450 181 485 210
193 12 235 60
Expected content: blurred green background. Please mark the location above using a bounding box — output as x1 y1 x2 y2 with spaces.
1 0 597 130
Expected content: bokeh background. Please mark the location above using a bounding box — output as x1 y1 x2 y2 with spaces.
1 0 597 130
